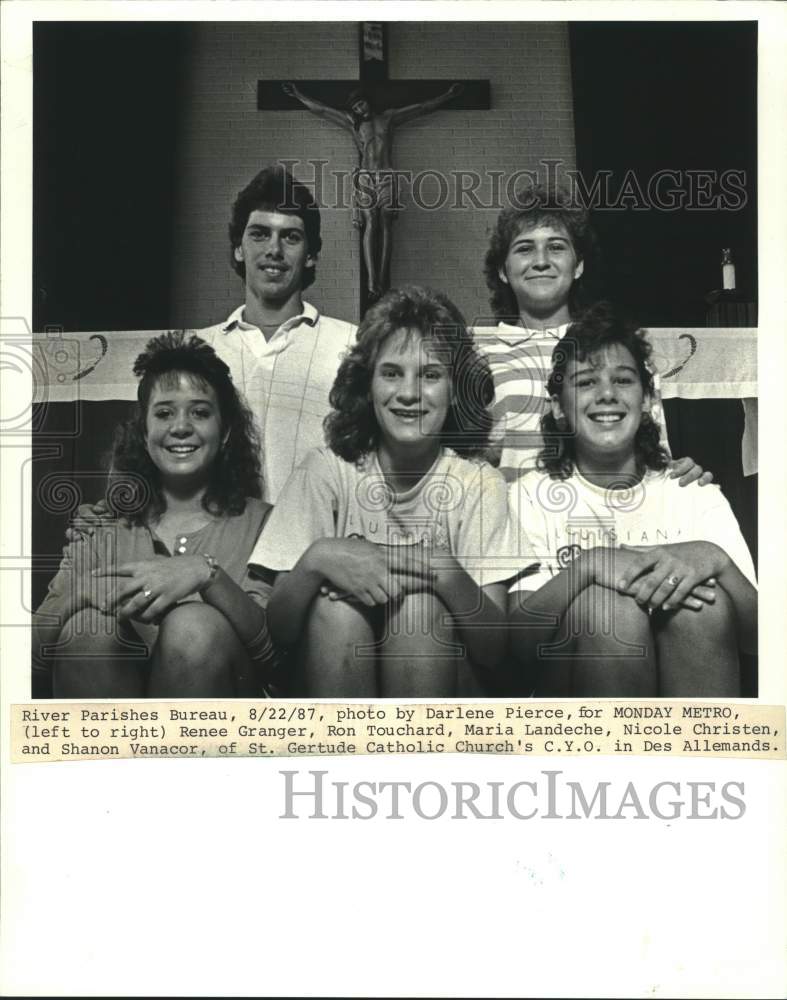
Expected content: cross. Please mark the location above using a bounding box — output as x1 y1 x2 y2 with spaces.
258 22 490 316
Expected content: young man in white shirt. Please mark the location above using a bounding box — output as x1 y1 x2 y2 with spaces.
199 164 357 502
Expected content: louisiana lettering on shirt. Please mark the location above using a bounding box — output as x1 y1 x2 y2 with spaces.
473 321 667 485
197 302 357 503
508 468 758 594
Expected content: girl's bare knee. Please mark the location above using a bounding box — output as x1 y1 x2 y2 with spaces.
570 584 651 651
56 608 139 658
53 610 147 697
396 591 451 627
387 593 458 653
377 594 459 696
157 603 235 665
658 586 735 643
306 594 374 638
151 604 240 696
297 597 377 697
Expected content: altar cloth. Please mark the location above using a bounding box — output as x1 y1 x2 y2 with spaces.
27 325 758 475
31 326 757 404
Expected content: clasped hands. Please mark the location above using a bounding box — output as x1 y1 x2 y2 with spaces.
310 536 451 608
90 555 212 624
589 541 726 613
311 537 724 614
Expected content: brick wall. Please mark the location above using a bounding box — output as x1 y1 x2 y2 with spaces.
170 21 576 328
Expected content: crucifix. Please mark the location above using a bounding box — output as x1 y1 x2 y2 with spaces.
258 22 490 316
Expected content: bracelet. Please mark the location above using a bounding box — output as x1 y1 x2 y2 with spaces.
246 624 275 664
199 553 219 594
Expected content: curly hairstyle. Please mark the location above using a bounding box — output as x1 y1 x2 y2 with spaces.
228 163 322 290
483 181 600 320
538 302 669 480
109 332 262 524
325 286 494 463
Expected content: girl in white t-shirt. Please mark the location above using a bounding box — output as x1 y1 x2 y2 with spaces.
254 286 520 697
508 303 757 697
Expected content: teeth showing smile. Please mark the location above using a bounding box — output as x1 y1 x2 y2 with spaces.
166 445 199 453
589 414 624 424
391 410 425 419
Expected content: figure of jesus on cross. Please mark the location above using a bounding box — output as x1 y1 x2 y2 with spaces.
282 81 463 299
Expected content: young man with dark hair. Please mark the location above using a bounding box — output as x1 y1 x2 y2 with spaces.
199 164 356 502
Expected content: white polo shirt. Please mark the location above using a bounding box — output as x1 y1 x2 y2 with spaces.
198 302 357 503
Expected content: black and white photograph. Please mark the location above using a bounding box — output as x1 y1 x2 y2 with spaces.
29 15 759 701
2 2 785 997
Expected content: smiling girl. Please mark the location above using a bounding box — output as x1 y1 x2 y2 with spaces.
508 303 757 697
478 183 711 491
252 286 521 697
33 333 276 698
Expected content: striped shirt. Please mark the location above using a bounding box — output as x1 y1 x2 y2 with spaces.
473 321 666 485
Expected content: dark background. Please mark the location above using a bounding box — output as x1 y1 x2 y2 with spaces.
34 20 758 332
33 23 190 332
569 21 757 327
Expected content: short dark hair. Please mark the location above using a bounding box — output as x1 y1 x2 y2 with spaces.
110 332 262 523
538 301 669 479
483 182 599 320
325 286 495 463
228 163 322 289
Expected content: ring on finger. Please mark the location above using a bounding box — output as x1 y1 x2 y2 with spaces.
667 575 680 587
142 587 153 600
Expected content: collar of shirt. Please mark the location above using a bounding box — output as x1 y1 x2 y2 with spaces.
494 319 569 346
220 301 319 346
573 468 651 501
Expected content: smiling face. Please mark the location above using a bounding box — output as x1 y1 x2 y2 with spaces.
233 209 314 307
145 373 225 490
371 329 453 463
552 343 650 473
499 220 583 326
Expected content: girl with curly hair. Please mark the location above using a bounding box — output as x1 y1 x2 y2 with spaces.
252 286 523 697
33 332 276 698
476 181 710 490
508 303 757 697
